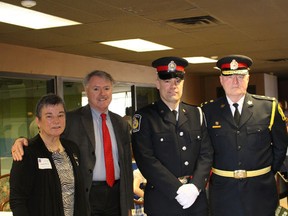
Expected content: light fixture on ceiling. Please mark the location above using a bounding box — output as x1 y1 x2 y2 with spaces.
0 2 81 29
184 56 217 64
21 0 36 8
100 38 173 52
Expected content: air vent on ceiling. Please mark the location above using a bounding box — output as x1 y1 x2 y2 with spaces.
267 58 288 62
168 15 220 26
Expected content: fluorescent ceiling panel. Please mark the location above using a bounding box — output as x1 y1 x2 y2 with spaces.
0 1 81 29
184 56 217 64
100 38 173 52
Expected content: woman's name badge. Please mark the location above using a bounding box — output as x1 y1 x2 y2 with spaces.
38 158 52 169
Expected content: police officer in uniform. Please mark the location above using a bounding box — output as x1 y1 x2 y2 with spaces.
202 55 288 216
132 56 213 216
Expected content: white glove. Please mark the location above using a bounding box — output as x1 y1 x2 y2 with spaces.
175 184 199 209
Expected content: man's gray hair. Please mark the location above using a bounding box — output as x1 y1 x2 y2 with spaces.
83 70 115 86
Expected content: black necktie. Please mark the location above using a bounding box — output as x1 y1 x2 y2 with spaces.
172 110 178 129
172 110 178 121
233 103 240 125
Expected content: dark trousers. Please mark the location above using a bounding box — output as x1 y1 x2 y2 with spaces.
146 191 208 216
90 180 121 216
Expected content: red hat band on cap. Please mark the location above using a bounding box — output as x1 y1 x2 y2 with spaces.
216 55 252 76
221 62 248 70
156 65 185 73
152 57 188 80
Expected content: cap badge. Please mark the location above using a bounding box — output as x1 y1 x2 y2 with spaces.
230 59 239 70
168 61 177 72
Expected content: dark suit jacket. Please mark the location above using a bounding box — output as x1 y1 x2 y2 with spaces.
202 93 288 216
132 100 213 215
63 105 133 216
10 134 88 216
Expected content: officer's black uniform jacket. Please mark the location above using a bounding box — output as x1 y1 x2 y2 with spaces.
132 99 213 216
202 93 288 216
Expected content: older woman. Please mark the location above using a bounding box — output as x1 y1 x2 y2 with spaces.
10 94 87 216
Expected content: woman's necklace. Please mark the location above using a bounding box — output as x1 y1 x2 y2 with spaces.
45 141 63 154
46 145 60 153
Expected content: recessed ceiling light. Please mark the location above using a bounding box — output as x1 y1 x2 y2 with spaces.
100 38 173 52
0 1 81 29
21 0 36 8
184 56 217 64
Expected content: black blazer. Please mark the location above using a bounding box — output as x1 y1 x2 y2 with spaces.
63 105 133 216
10 134 88 216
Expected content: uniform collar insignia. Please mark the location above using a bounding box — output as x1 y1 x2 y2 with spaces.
182 108 186 113
221 104 225 108
247 100 253 106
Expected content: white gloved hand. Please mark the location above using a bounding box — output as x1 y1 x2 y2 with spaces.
175 183 199 209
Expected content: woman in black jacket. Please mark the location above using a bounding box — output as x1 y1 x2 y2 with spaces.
10 94 88 216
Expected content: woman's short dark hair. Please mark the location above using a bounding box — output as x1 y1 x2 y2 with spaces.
35 94 65 118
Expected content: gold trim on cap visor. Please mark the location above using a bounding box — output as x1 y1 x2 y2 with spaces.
222 69 249 76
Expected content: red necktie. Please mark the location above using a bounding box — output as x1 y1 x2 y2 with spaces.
101 113 115 187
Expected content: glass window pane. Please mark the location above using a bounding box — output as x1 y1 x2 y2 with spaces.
63 81 84 111
134 86 159 110
0 75 53 175
110 91 132 117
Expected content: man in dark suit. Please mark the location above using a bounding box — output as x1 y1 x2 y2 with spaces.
132 57 213 216
12 70 134 216
202 55 288 216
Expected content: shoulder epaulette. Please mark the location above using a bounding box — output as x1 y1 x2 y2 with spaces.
182 101 204 125
252 95 287 130
248 95 277 130
182 101 197 107
200 99 214 107
251 94 276 102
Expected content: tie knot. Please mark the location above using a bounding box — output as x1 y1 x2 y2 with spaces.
233 103 239 109
101 113 107 120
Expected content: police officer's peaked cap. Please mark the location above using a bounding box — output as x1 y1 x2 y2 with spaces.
152 56 188 80
217 55 253 76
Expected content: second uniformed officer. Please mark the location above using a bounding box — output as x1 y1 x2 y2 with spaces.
202 55 288 216
132 56 213 216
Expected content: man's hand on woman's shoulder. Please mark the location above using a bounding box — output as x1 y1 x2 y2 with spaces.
11 137 28 161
